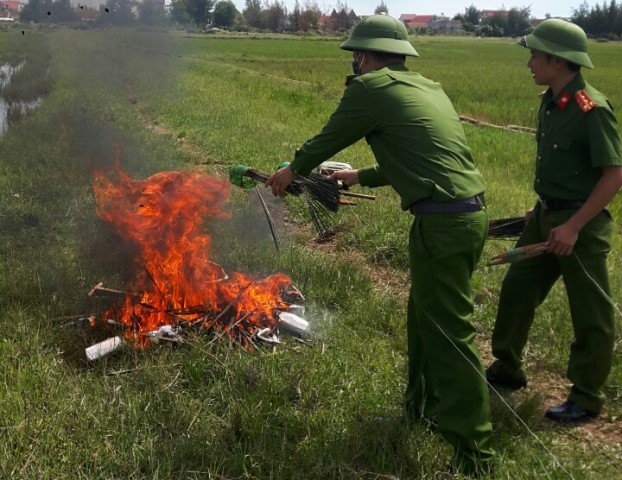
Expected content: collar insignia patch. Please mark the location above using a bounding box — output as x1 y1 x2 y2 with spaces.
557 91 572 110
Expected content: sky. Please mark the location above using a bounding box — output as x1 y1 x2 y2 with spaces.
228 0 600 21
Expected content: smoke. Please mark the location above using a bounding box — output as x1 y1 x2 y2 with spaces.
0 28 186 307
0 26 295 317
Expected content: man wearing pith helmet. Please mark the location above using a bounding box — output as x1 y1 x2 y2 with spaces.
487 19 622 423
267 14 494 475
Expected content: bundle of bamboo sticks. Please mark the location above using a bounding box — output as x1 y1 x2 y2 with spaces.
229 165 374 239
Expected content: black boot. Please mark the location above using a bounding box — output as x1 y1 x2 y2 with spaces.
485 367 527 391
544 400 597 423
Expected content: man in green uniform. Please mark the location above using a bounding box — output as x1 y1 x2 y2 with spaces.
266 14 493 475
486 19 622 422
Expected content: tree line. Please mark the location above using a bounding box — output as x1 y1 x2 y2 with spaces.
572 0 622 39
14 0 328 32
453 2 622 39
171 0 350 33
12 0 622 39
453 5 532 37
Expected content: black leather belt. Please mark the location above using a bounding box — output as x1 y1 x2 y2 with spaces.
409 194 486 215
538 197 585 211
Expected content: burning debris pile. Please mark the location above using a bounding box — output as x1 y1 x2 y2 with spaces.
84 160 308 360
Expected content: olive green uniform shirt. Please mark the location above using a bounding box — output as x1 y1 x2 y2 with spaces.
535 73 622 200
289 64 485 211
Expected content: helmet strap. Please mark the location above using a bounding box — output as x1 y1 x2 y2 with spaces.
352 51 366 75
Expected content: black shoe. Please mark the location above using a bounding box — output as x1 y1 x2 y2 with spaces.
485 367 527 391
544 400 597 423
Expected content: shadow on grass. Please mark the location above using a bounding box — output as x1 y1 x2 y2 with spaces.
137 405 453 479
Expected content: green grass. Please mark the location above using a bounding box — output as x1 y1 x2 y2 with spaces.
0 28 621 479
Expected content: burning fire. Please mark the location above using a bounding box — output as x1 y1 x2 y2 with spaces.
92 159 293 347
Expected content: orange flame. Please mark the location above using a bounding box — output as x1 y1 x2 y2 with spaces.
92 160 292 347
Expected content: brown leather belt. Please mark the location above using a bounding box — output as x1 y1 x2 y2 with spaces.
409 194 486 215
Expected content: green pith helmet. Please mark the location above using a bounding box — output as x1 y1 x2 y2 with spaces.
340 14 419 57
519 18 593 69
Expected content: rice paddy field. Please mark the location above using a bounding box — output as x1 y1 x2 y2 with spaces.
0 26 621 479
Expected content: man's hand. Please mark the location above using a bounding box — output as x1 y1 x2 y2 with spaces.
547 223 579 256
330 169 359 187
544 166 622 256
265 165 296 198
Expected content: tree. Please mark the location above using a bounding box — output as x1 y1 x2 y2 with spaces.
480 11 506 37
571 0 622 38
298 1 321 31
374 0 388 15
19 0 44 23
170 0 192 25
328 1 355 32
20 0 60 23
463 4 480 25
264 0 287 32
289 0 301 31
505 7 531 37
605 0 619 35
185 0 214 27
51 0 78 23
455 8 478 33
212 0 237 27
243 0 263 28
98 0 137 25
138 0 167 26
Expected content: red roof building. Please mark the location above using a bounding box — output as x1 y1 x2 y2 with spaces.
0 0 22 17
399 14 436 29
481 10 509 19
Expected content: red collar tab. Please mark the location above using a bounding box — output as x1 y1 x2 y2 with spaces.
556 91 572 110
575 89 597 113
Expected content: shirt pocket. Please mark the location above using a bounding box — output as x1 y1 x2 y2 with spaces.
540 135 584 178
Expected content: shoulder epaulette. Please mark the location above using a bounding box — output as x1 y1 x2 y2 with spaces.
575 89 597 113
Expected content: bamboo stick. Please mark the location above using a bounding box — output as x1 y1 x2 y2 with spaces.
255 185 281 252
340 191 375 200
88 282 140 298
489 242 549 266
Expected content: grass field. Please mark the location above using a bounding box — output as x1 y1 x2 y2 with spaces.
0 27 621 479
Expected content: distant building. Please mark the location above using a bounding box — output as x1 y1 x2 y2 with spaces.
78 6 98 21
0 0 22 18
399 14 436 30
318 15 331 27
481 10 509 20
428 18 463 34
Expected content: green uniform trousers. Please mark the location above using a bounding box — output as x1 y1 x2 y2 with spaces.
404 209 493 473
489 205 615 413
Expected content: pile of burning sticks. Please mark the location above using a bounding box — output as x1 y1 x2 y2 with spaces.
82 273 310 361
80 160 317 361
